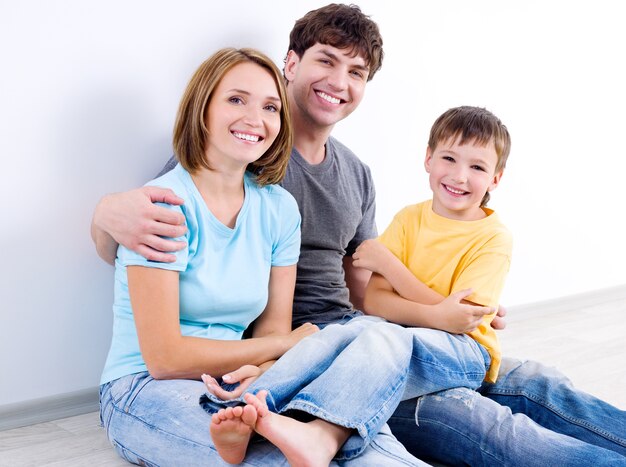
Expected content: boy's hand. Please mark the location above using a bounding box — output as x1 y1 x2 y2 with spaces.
352 239 396 276
434 289 495 334
94 186 187 262
491 305 507 330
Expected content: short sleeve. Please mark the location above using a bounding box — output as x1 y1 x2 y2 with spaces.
377 209 408 262
116 202 189 272
271 193 301 267
452 232 512 308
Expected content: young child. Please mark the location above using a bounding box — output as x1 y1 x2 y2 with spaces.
353 105 512 383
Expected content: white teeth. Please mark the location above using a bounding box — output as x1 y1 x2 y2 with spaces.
445 185 466 195
233 132 260 142
317 91 341 104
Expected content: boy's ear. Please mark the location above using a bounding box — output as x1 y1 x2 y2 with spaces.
488 169 504 192
284 50 300 82
424 147 433 173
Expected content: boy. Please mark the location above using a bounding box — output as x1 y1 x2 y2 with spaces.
354 105 511 383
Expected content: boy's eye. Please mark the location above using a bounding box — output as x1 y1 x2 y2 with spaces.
443 156 455 162
471 165 486 172
350 70 364 79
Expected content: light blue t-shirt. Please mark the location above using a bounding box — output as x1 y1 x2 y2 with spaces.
101 163 301 384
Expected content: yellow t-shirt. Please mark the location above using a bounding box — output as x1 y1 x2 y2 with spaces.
378 199 512 382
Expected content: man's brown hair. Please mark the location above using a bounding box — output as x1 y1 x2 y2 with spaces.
287 3 383 81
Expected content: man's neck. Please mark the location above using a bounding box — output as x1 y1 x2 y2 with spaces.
291 110 334 165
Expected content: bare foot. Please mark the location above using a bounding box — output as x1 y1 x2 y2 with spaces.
210 404 258 464
245 390 351 467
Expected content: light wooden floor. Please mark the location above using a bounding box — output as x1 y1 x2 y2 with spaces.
1 296 624 466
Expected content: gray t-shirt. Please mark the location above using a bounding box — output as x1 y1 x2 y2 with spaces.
158 136 377 326
282 137 377 325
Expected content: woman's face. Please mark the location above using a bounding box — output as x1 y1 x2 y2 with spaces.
204 62 282 169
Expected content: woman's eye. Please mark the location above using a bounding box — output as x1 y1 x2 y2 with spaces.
265 104 279 112
229 96 243 104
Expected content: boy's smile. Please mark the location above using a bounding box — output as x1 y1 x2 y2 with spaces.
425 136 503 221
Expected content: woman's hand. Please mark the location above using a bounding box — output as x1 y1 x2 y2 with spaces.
202 364 265 400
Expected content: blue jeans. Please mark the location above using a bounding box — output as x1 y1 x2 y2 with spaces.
201 315 490 460
388 357 626 465
100 371 425 466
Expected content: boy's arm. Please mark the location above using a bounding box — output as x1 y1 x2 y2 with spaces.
363 273 493 333
91 186 187 265
354 238 508 328
353 239 441 304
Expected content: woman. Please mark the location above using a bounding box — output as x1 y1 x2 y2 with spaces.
99 48 319 465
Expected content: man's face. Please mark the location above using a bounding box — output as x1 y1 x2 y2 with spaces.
284 43 369 130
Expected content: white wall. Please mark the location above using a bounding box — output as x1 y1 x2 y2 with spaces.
1 0 624 406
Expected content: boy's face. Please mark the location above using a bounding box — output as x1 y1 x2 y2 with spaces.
284 43 369 130
425 136 503 221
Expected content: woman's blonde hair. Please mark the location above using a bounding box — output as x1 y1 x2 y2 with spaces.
173 48 292 186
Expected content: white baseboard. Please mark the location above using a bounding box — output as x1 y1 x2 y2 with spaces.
0 387 99 431
2 284 625 432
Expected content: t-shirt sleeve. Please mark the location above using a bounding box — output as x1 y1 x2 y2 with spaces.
346 168 377 256
377 208 407 262
271 193 301 267
451 231 512 308
116 202 189 272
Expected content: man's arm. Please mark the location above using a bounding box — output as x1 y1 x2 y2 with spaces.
343 255 372 311
91 186 187 265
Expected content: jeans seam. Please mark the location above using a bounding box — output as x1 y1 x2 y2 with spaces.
416 417 506 465
109 398 219 453
368 434 423 467
488 389 626 447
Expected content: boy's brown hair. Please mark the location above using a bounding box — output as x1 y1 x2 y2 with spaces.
287 3 384 81
428 106 511 206
173 48 292 186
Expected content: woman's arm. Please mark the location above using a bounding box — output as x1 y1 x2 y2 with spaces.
128 265 314 380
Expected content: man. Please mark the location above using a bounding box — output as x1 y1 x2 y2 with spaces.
92 4 626 465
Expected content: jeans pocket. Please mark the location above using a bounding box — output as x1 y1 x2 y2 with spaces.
108 372 153 413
